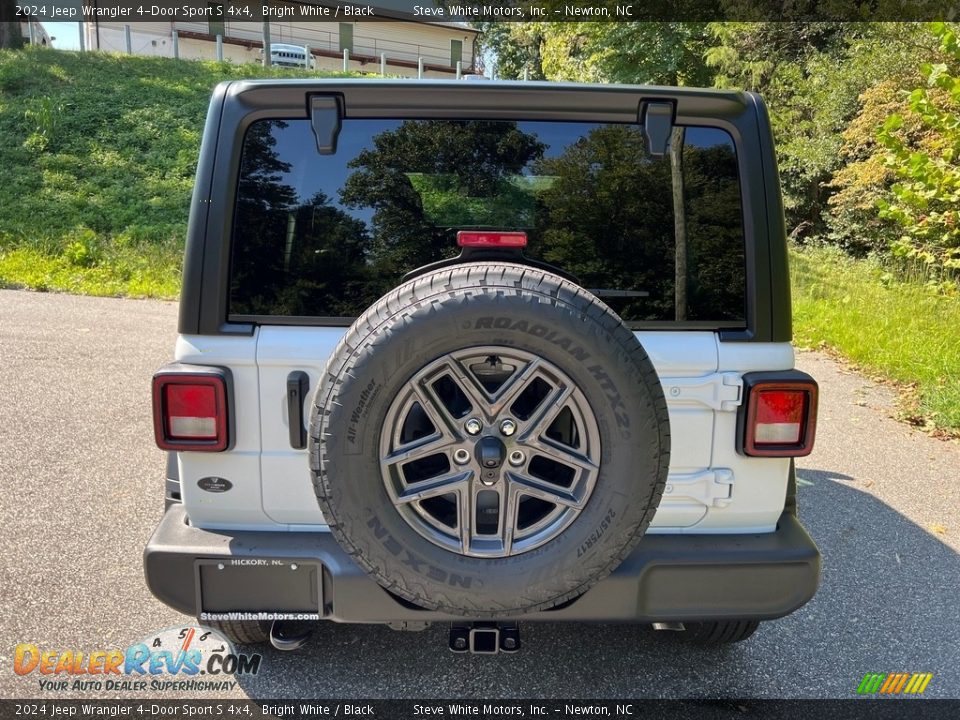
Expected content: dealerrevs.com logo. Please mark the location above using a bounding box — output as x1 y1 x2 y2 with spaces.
14 626 261 693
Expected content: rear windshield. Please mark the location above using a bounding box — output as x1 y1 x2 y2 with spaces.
228 118 746 326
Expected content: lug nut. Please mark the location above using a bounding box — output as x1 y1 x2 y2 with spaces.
453 448 471 465
464 418 483 436
499 419 517 436
508 450 525 467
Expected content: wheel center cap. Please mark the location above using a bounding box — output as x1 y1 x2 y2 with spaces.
475 435 506 470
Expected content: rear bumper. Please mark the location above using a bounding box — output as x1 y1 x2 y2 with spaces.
144 504 820 623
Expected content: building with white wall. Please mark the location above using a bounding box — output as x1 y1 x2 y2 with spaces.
81 2 479 78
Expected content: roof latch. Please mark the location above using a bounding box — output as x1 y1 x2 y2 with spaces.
310 95 343 155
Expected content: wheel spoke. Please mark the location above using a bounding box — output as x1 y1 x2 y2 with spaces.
442 359 494 420
382 432 453 468
397 470 472 504
500 487 520 555
409 382 464 440
458 488 473 554
487 357 543 416
523 436 599 473
517 384 575 442
506 471 586 509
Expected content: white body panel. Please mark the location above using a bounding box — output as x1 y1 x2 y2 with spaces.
175 329 794 534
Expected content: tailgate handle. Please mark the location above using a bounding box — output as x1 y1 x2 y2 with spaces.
287 371 309 449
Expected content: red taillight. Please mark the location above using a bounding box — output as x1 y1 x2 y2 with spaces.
741 378 818 457
152 370 229 452
166 385 217 439
754 390 806 444
457 231 527 248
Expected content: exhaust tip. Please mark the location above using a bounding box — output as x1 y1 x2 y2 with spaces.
269 620 314 651
652 622 686 632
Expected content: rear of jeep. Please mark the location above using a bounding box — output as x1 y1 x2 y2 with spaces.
144 80 820 652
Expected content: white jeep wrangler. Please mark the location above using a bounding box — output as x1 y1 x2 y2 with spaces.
145 80 820 653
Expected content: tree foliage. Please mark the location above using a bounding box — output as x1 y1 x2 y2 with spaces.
473 22 546 79
706 23 940 240
230 121 372 317
0 0 26 51
876 22 960 282
477 22 711 85
341 120 546 284
482 21 957 285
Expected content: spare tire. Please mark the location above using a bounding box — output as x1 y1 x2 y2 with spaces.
309 263 670 616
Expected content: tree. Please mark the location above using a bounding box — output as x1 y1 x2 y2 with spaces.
538 22 712 86
877 22 960 285
670 127 687 320
473 22 545 79
340 119 545 287
230 121 371 317
532 125 676 320
707 22 941 241
1 0 26 50
531 124 745 322
481 22 712 86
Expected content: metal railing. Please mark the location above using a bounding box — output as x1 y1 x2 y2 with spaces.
61 22 482 78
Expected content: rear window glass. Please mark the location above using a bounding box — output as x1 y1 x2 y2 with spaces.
229 118 746 325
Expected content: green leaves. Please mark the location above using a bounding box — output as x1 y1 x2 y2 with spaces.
877 23 960 283
480 22 712 86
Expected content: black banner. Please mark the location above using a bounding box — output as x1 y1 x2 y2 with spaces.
14 0 960 23
1 700 959 720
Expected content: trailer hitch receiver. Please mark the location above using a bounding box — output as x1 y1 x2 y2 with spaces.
449 622 520 654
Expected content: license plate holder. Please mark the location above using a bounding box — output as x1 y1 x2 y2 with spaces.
195 559 321 613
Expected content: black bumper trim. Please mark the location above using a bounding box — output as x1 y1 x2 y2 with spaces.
144 505 820 623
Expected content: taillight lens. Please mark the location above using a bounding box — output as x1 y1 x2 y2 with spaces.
165 385 217 439
457 231 527 248
739 374 818 457
152 369 229 452
754 390 806 444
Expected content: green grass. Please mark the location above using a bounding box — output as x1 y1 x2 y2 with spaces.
0 47 359 297
791 245 960 434
0 245 181 297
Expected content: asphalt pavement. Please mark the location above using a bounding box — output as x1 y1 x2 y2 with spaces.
0 289 958 700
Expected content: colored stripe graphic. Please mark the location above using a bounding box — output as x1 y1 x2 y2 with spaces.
904 674 919 694
857 674 886 694
879 674 898 694
857 673 933 695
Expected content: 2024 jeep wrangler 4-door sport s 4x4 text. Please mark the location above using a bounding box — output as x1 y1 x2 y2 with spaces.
144 79 820 653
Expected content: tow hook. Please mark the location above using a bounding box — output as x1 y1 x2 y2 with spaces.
449 622 521 654
269 620 313 651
